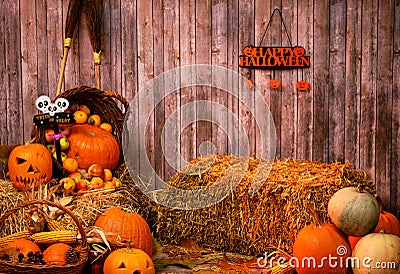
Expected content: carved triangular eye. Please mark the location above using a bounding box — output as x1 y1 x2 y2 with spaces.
28 165 35 173
133 271 141 274
17 157 27 165
118 262 126 269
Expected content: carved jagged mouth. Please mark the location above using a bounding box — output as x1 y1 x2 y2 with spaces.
14 174 48 185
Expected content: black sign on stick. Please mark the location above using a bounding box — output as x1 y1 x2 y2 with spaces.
33 96 75 163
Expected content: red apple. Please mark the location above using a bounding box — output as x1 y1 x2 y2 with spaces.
103 169 113 181
88 164 104 178
76 179 90 191
69 171 82 183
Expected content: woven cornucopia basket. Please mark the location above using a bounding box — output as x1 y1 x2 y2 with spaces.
32 85 129 175
0 199 88 274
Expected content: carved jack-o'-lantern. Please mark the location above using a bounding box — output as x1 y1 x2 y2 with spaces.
293 47 305 57
269 79 280 89
103 244 155 274
296 80 310 91
243 46 256 57
8 143 52 190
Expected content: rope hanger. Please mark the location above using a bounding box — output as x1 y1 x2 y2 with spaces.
258 8 293 47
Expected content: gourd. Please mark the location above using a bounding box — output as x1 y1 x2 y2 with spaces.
373 196 400 237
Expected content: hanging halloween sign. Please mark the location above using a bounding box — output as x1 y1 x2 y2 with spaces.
33 96 75 163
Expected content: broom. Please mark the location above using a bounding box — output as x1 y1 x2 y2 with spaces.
84 0 104 90
56 0 82 96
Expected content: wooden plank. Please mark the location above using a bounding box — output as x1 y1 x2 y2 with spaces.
391 0 400 218
375 0 394 209
46 0 63 97
0 0 7 143
77 3 94 88
296 0 313 160
360 0 378 180
137 0 155 185
100 0 112 90
328 0 346 163
238 0 255 157
344 0 362 168
163 0 180 180
153 0 165 184
211 0 228 155
226 0 239 156
280 0 297 159
312 0 329 162
36 0 49 96
179 0 197 163
109 0 122 92
20 0 38 142
254 0 271 158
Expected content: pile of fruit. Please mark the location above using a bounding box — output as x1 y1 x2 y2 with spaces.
44 104 122 195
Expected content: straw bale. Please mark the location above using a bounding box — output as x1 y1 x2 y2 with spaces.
154 154 375 256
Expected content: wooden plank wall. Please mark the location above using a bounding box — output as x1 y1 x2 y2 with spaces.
0 0 399 216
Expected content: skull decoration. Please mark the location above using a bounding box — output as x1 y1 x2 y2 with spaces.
55 98 69 112
8 143 53 190
36 95 51 113
35 96 69 116
103 246 155 274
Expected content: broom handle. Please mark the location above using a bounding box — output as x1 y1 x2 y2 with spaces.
56 47 70 96
95 64 101 89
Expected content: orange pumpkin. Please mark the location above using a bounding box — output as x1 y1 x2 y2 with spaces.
269 79 280 89
296 80 309 91
293 47 305 56
43 243 72 266
8 143 52 190
103 243 155 274
6 239 41 257
292 208 351 273
94 207 153 256
373 196 400 237
243 46 256 57
67 124 120 170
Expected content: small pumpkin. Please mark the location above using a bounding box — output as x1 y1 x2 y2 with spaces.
42 243 72 266
269 79 280 89
373 196 400 237
352 232 400 274
94 207 153 256
8 143 52 190
292 207 351 273
243 46 256 57
6 239 41 257
328 187 380 237
67 124 120 170
293 46 305 56
296 80 309 91
348 235 362 251
103 242 155 274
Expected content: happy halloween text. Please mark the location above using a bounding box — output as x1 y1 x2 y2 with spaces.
239 46 310 69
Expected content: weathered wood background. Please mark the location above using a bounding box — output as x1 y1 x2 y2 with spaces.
1 0 399 216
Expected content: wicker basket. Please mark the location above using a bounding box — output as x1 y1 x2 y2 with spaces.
32 86 129 176
0 199 88 274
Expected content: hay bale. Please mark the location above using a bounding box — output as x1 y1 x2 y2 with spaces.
154 154 375 256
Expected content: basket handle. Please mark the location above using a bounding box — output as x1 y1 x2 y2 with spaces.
0 199 87 248
103 90 129 115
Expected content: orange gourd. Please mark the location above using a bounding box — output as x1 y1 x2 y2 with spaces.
94 207 153 257
8 143 52 190
67 124 120 170
373 196 400 237
103 243 155 274
43 243 71 265
292 207 351 274
6 239 41 257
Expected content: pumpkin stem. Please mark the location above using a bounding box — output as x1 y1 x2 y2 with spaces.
306 204 322 228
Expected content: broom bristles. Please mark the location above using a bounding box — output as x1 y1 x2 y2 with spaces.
65 0 81 40
84 0 104 54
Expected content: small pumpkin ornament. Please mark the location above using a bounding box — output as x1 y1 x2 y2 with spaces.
269 79 280 89
94 207 153 256
103 242 155 274
328 187 380 236
292 207 351 273
373 196 400 237
67 124 120 170
352 232 400 274
8 143 53 190
6 239 41 257
296 80 309 91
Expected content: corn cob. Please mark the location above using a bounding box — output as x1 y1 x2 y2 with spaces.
0 230 31 248
31 230 78 245
47 219 66 231
269 262 295 274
